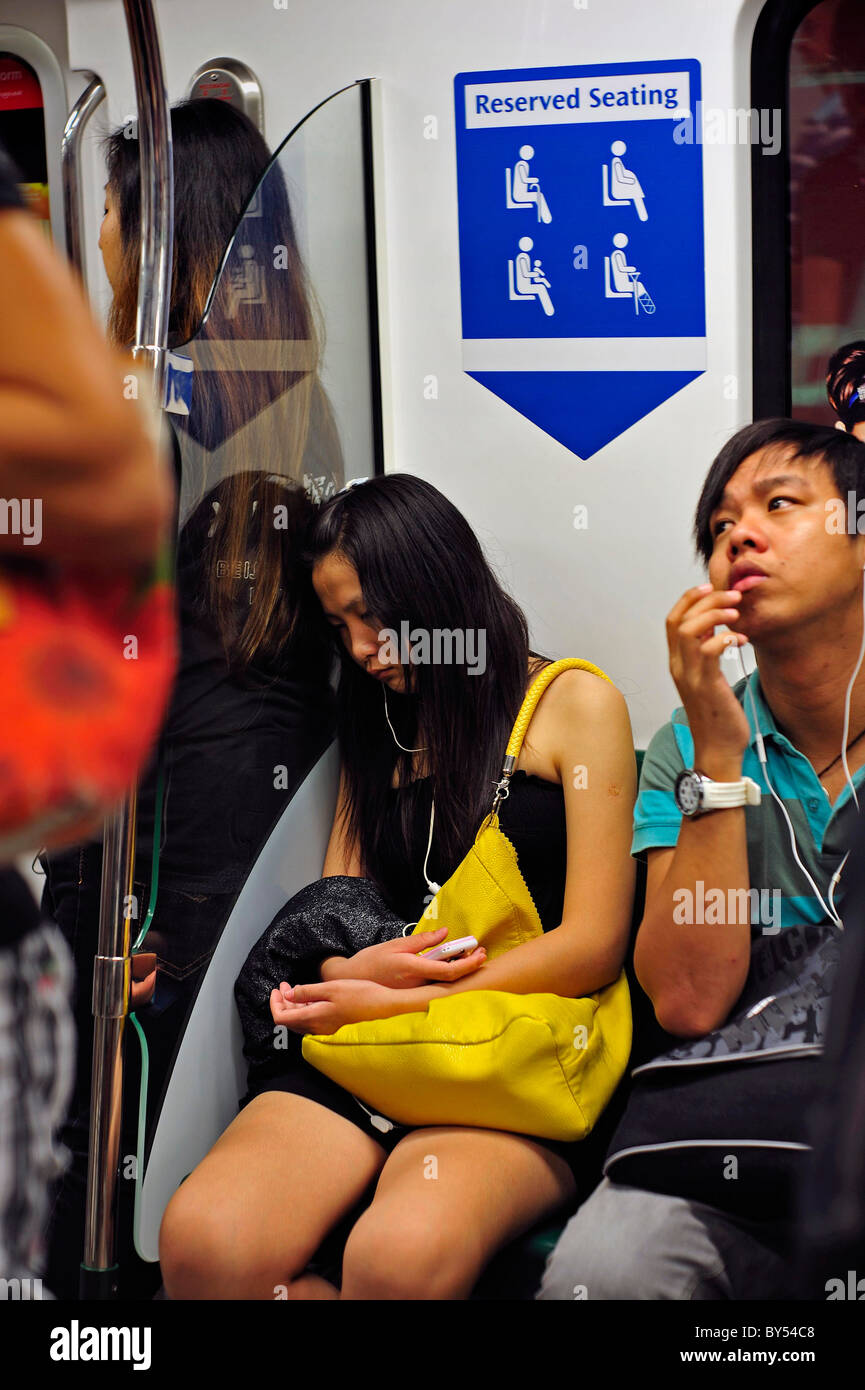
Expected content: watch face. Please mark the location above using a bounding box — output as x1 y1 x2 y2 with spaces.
675 771 701 815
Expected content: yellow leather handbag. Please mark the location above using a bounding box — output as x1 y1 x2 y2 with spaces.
303 659 632 1141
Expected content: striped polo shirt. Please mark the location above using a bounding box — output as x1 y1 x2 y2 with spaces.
633 670 865 933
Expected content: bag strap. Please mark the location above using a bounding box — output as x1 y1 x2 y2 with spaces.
490 657 612 815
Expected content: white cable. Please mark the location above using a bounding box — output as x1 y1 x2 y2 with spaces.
382 686 438 893
422 797 441 897
383 684 426 753
829 852 850 924
736 650 843 927
838 568 865 812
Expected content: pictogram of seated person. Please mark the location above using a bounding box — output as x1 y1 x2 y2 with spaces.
607 141 648 221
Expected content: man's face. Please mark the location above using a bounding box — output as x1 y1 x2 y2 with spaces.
706 447 865 641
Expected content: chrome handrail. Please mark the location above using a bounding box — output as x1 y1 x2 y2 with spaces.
61 75 105 281
81 0 173 1298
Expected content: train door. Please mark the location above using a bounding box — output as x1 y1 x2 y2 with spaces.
123 82 383 1275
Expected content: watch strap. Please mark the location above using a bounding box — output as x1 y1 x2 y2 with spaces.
699 775 761 809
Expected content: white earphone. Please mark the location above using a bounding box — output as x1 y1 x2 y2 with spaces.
731 566 865 929
383 686 441 896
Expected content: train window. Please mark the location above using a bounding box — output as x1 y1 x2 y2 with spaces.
752 0 865 421
0 52 50 234
790 1 865 424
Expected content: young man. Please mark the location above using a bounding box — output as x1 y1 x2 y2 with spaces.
539 418 865 1300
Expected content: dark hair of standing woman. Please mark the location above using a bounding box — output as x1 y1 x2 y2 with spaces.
826 341 865 432
305 474 533 883
103 98 335 669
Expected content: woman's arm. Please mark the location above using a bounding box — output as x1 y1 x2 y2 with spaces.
397 670 636 1008
318 766 487 987
319 767 364 981
321 767 363 878
289 671 637 1028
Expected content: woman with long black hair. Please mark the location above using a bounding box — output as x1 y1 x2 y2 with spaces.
160 473 637 1301
42 99 340 1298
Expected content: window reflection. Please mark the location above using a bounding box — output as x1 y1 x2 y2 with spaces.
790 0 865 423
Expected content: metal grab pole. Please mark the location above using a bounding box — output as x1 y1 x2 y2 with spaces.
80 0 173 1300
61 76 106 281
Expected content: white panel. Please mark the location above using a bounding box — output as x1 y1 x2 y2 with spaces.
136 743 339 1263
62 0 763 745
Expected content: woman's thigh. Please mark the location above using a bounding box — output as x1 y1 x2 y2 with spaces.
159 1090 387 1299
341 1126 576 1301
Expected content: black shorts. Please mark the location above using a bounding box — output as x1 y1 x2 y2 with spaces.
241 1055 605 1177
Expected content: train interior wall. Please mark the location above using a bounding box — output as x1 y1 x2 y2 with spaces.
1 0 769 747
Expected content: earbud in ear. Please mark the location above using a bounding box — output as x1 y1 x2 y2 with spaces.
835 419 848 432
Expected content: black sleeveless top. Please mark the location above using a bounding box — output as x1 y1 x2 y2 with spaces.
374 772 568 929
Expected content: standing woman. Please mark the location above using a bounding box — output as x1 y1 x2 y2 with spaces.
43 100 340 1298
160 473 637 1301
826 341 865 440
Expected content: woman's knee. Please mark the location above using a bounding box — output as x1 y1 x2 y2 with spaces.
160 1180 297 1300
341 1204 481 1300
159 1183 233 1299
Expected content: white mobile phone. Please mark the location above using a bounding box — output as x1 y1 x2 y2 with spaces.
421 935 479 961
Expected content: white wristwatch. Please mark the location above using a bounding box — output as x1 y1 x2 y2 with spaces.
674 769 762 818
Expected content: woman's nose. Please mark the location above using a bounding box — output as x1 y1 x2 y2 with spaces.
350 625 379 663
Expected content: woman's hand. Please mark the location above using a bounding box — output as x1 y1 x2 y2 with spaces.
269 977 423 1035
321 927 486 988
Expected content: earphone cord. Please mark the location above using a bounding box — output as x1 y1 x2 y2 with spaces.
383 685 439 895
422 798 440 897
383 684 426 753
838 568 865 813
739 654 842 928
733 565 865 929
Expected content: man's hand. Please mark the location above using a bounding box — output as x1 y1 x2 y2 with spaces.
666 584 751 774
269 977 422 1035
320 927 486 988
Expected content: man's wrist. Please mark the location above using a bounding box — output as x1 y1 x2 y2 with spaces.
691 749 745 781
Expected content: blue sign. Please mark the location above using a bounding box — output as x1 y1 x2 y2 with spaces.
454 60 705 458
